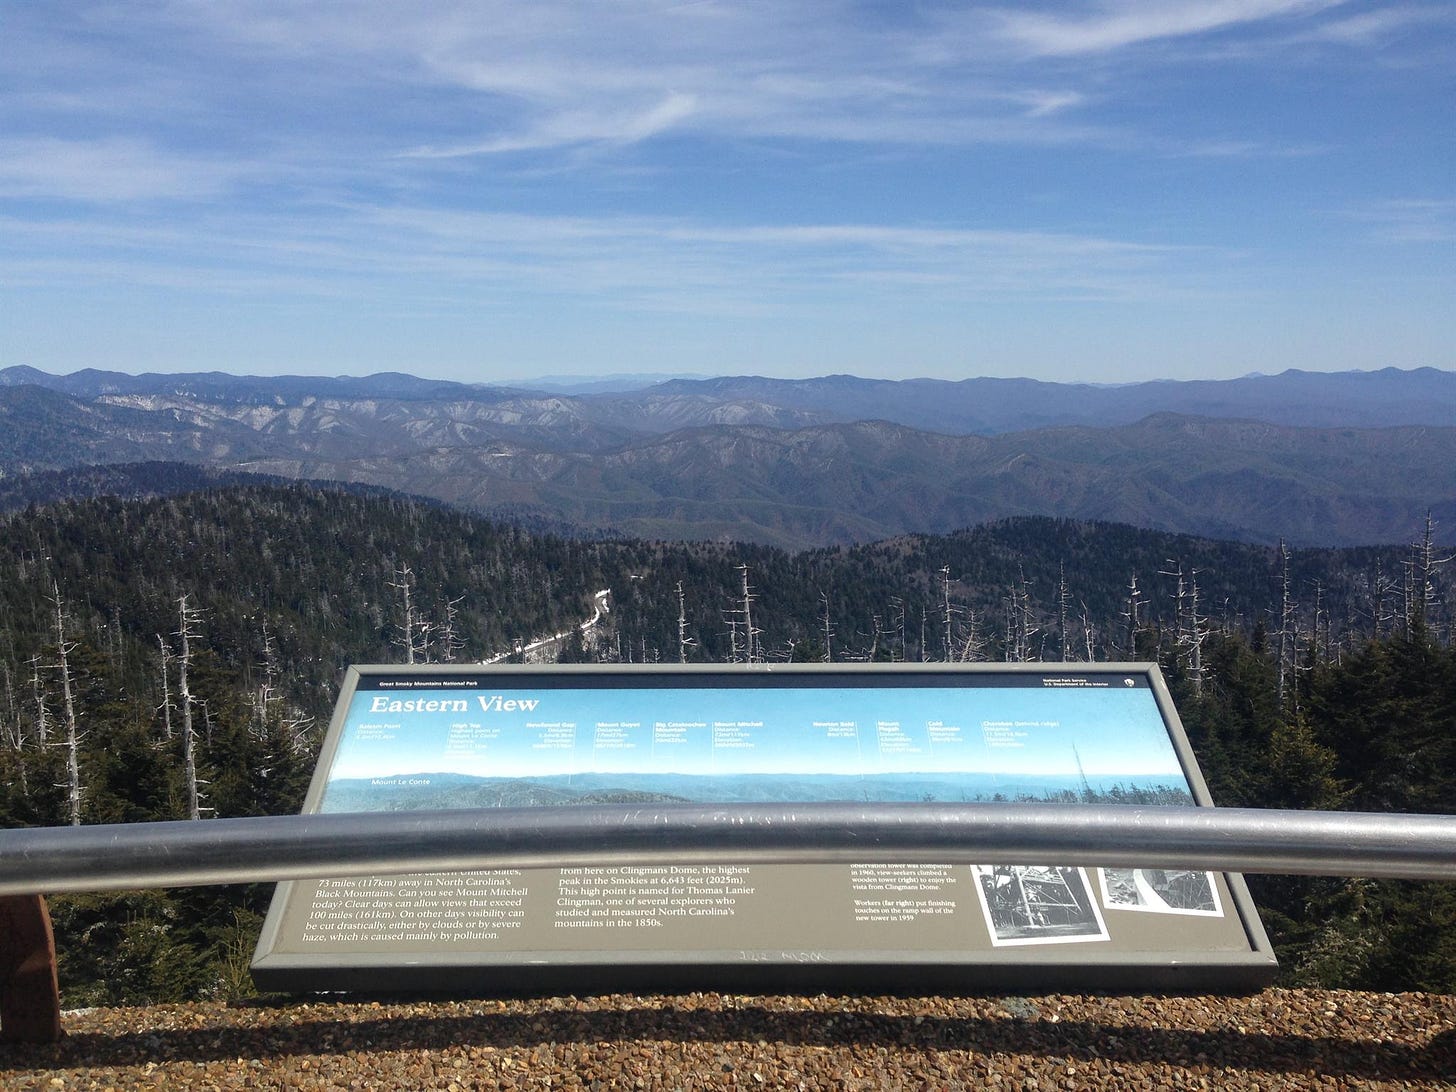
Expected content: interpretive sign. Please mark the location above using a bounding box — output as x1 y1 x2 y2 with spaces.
252 664 1276 993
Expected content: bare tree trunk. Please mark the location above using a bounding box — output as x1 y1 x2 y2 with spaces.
958 609 983 662
819 590 834 664
865 613 882 662
1122 573 1143 657
51 585 82 827
438 595 465 663
1080 602 1096 662
677 582 695 664
1309 580 1328 666
1187 569 1205 694
1160 559 1205 694
891 597 907 663
738 565 759 664
0 662 19 750
1002 569 1036 663
156 635 174 741
1003 593 1017 662
1409 512 1452 636
27 657 50 747
388 565 419 664
1373 559 1395 639
1277 541 1293 708
253 618 280 738
177 594 206 821
3 660 28 794
940 567 955 662
1163 559 1188 654
1057 563 1072 662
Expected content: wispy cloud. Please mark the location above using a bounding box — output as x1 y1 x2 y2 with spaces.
121 2 1110 158
0 138 243 201
1345 198 1456 243
0 202 1214 314
1176 139 1331 158
1304 4 1452 43
2 2 1449 380
404 92 700 158
7 0 1426 186
986 0 1349 57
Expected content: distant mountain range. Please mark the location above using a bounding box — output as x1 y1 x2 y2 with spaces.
3 364 1453 548
319 771 1194 813
7 363 1455 434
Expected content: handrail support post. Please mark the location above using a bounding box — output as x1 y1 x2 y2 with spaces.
0 895 63 1044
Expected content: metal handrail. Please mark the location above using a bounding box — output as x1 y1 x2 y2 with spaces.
3 802 1456 895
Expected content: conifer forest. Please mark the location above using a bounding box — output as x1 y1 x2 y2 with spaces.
1 483 1453 1002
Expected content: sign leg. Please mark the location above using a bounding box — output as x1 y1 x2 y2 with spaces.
0 895 63 1043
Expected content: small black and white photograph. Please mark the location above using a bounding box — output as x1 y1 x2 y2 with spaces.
1098 868 1224 917
971 865 1110 947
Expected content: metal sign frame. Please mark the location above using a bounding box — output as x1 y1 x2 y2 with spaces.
251 662 1277 994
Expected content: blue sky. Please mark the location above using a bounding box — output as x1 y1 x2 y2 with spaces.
2 2 1452 383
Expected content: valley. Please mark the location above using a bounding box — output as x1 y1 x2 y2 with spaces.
3 365 1454 548
1 366 1453 1003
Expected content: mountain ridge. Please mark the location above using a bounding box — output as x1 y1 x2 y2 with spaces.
7 363 1455 433
3 365 1453 548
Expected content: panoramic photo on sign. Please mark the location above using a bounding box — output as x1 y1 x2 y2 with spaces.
252 664 1275 993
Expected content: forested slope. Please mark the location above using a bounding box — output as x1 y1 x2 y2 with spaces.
0 484 1451 999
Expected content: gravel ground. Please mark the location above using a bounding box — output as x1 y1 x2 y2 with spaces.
3 989 1455 1090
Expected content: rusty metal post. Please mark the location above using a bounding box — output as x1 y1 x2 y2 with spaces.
0 894 63 1044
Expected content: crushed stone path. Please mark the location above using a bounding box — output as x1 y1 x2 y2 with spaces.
3 988 1455 1090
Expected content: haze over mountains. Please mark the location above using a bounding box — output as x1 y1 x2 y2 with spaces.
2 364 1453 549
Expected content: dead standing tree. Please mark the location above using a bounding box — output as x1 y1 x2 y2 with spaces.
1003 568 1037 663
0 664 19 752
436 595 466 664
889 596 907 663
1121 573 1146 659
26 656 50 750
1057 563 1073 662
387 564 432 664
677 581 696 664
940 567 955 662
1407 512 1453 637
155 635 174 742
935 566 985 662
819 589 834 664
724 565 762 665
49 584 82 827
1275 541 1297 709
1161 559 1208 695
1372 559 1399 640
1307 579 1334 666
741 565 761 664
957 608 985 663
864 613 884 662
252 618 282 739
1079 601 1097 662
176 594 211 821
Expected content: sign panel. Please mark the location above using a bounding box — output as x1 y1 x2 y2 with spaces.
252 664 1276 993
